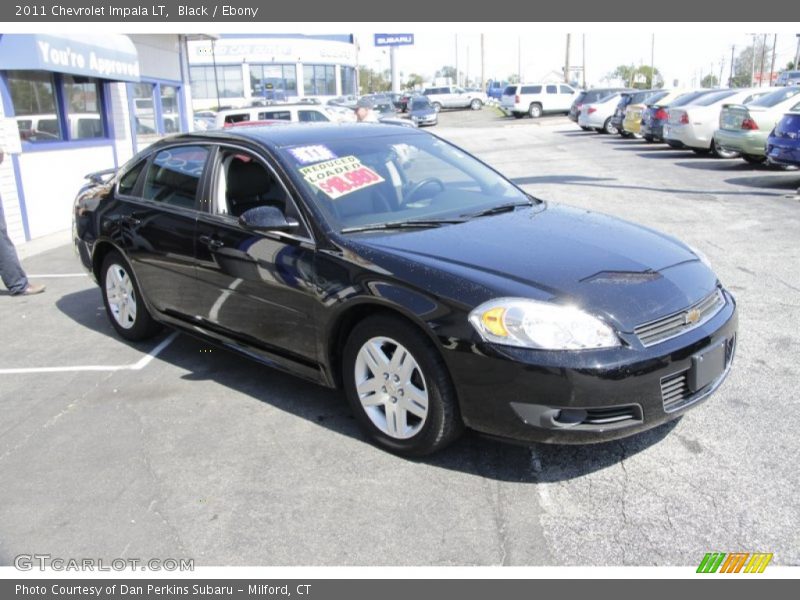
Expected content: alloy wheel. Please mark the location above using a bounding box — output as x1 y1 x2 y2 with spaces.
105 263 138 329
354 336 429 440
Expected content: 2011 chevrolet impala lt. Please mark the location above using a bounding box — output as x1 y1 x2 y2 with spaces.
73 124 737 456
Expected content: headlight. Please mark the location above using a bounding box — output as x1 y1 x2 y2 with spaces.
468 298 619 350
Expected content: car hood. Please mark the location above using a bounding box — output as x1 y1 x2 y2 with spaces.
345 203 718 332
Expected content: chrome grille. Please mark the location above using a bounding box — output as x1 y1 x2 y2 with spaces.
634 289 725 348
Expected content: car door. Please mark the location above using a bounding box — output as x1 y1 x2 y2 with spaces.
116 143 210 318
558 85 575 111
544 84 558 111
192 144 320 375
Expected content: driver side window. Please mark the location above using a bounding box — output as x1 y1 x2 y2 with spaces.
212 147 307 234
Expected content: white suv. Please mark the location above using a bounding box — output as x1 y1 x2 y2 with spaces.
501 83 577 118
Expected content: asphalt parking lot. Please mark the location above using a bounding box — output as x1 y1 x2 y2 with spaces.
1 109 798 567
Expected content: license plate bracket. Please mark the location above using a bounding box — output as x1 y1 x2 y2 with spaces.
689 340 726 392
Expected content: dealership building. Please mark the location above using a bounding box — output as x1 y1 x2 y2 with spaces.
0 33 200 244
186 34 358 109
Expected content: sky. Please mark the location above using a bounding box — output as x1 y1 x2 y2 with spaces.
355 29 800 88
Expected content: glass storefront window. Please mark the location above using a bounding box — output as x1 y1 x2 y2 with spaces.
303 65 336 96
190 65 244 101
160 85 180 133
132 83 160 147
249 64 297 102
340 67 356 97
7 71 63 142
63 75 104 139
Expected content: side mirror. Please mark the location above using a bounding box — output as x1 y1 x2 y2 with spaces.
238 205 298 232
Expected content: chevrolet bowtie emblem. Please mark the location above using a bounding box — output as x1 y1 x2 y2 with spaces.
685 308 702 325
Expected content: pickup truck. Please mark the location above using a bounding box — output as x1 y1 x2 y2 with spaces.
421 86 487 111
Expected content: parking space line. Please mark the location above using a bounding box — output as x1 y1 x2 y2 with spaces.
26 273 89 278
0 332 178 375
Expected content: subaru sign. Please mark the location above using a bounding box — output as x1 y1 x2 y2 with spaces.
374 34 415 47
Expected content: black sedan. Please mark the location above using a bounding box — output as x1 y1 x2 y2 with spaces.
73 124 737 456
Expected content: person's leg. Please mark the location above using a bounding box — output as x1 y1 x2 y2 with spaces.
0 200 30 294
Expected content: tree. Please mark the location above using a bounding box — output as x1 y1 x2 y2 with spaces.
435 66 457 82
701 74 719 88
358 66 390 94
507 74 520 84
731 38 774 87
405 73 424 90
607 65 663 89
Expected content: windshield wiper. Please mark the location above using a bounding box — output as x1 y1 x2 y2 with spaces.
340 218 466 234
461 200 534 220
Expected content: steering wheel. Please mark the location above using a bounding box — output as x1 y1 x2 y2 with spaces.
405 178 446 203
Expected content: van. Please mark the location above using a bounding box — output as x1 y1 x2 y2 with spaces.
500 83 577 118
213 104 353 129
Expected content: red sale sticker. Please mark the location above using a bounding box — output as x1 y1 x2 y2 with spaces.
298 156 385 199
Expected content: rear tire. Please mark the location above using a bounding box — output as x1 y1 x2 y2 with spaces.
470 98 483 110
643 134 655 142
528 103 543 118
513 112 524 119
100 251 162 341
712 138 740 159
580 125 592 131
342 315 463 457
603 118 618 135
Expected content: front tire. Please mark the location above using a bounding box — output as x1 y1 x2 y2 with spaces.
470 98 483 110
101 251 161 341
342 315 463 457
431 102 442 113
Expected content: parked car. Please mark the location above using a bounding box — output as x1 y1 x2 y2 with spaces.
328 95 358 109
715 87 800 164
664 88 777 157
407 95 438 127
641 89 716 142
16 113 104 141
501 82 577 118
569 87 629 127
775 70 800 86
398 91 420 112
421 86 487 111
73 123 737 456
610 90 657 137
213 104 351 128
765 111 800 166
577 92 625 133
622 90 676 138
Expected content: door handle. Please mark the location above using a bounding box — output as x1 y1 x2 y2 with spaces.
199 235 225 250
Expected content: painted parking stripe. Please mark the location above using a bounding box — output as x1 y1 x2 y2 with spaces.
0 332 178 375
26 273 90 278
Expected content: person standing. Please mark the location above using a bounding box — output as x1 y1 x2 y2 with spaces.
355 97 379 122
0 147 45 296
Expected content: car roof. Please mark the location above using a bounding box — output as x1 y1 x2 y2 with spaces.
168 123 421 150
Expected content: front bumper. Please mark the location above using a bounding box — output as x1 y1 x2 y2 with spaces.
715 129 768 157
445 289 738 444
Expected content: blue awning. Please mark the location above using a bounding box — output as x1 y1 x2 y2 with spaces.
0 34 140 82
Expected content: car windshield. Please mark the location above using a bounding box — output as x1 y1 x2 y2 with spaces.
747 87 800 108
693 90 738 106
278 132 531 232
411 98 431 110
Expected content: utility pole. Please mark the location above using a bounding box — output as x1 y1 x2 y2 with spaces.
518 36 522 83
480 33 485 91
564 33 571 83
718 57 725 88
454 34 459 86
466 45 470 87
795 34 800 69
582 34 586 88
759 33 768 86
650 34 655 88
729 45 735 87
769 33 778 85
750 33 757 86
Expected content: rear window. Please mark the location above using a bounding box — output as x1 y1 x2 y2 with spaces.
574 91 588 104
503 85 518 95
521 85 542 94
747 87 800 108
693 90 737 106
668 90 713 107
644 91 669 105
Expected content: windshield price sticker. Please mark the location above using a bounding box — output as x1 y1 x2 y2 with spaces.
299 156 384 199
288 144 337 164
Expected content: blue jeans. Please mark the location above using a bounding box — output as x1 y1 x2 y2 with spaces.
0 198 28 294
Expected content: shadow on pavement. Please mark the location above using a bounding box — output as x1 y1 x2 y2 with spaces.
55 287 675 483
